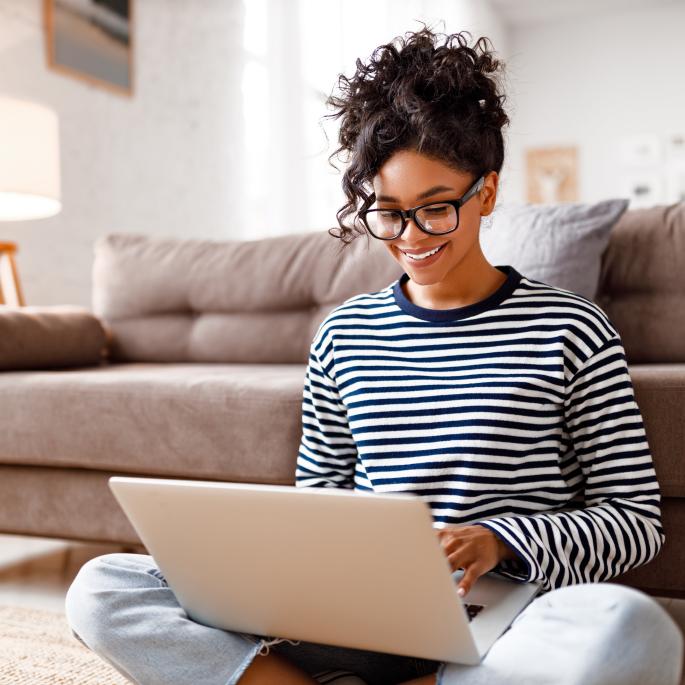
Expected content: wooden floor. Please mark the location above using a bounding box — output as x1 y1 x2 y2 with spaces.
0 533 683 682
0 534 130 613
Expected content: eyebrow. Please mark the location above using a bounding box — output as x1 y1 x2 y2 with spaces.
376 185 455 203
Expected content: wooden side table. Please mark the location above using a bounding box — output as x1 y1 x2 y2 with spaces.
0 242 26 306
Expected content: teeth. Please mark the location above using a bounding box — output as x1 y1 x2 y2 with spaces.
403 244 444 261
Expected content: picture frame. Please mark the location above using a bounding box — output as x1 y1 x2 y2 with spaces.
525 146 579 203
43 0 134 97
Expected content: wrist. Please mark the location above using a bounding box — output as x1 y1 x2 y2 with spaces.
493 532 516 562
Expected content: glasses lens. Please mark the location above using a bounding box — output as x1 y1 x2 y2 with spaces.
364 210 402 239
415 203 458 234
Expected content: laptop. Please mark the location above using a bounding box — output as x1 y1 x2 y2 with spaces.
109 476 541 665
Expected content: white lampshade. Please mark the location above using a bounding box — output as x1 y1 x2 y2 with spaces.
0 97 61 221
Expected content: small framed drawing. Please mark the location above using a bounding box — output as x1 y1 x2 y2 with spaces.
622 174 664 208
525 146 579 203
43 0 134 96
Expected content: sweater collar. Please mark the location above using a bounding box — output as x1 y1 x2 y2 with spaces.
392 265 521 322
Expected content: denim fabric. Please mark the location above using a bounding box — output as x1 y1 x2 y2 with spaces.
437 583 683 685
65 553 683 685
64 553 439 685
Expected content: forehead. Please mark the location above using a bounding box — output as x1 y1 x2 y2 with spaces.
373 149 471 201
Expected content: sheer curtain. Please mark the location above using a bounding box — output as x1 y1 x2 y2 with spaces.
239 0 507 240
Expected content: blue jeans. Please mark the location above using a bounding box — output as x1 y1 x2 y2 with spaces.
64 553 683 685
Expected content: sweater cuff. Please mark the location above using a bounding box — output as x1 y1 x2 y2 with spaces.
475 519 540 584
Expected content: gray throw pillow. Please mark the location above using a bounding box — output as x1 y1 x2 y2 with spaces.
480 198 629 300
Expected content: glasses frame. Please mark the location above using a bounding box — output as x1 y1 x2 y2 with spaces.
360 174 486 241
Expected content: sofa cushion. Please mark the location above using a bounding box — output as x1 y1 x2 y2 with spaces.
596 203 685 362
481 198 629 300
0 363 307 483
1 362 682 498
0 306 108 370
92 231 402 364
630 364 685 498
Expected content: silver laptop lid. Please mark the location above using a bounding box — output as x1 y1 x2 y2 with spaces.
109 476 483 664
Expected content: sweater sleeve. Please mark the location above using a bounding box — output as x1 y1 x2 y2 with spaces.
295 343 357 489
477 336 665 590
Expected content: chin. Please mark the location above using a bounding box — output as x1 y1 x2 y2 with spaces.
405 269 444 286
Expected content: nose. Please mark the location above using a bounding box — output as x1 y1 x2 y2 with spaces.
401 215 425 241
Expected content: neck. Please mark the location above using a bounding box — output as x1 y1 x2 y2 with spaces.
403 245 507 310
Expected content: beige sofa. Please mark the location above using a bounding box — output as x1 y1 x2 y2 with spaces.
0 204 683 597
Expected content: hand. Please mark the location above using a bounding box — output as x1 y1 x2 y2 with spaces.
435 525 516 597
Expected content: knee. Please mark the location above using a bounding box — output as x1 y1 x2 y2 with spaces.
553 582 679 637
64 552 156 649
560 584 683 685
608 585 683 656
64 554 111 648
591 584 679 635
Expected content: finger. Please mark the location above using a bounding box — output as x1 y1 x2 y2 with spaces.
440 536 464 555
438 531 467 554
457 562 486 598
447 547 473 574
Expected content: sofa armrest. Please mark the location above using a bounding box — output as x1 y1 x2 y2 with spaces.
0 306 110 370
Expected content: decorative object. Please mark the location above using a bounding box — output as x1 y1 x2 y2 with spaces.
0 306 109 370
618 134 665 207
0 242 25 306
665 134 685 203
616 132 685 206
623 173 665 208
43 0 134 96
619 133 663 167
525 146 579 203
0 603 131 684
0 96 62 306
0 97 61 221
667 133 685 162
481 198 629 300
666 165 685 204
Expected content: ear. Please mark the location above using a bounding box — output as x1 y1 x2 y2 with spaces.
479 171 499 217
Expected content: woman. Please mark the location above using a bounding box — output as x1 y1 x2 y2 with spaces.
65 28 683 685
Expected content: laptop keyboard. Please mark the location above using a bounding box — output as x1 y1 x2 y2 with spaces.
464 603 485 622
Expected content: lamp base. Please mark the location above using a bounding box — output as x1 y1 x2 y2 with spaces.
0 241 26 306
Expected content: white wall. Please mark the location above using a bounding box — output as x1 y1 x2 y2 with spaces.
499 2 685 204
9 1 682 305
242 0 510 240
0 0 245 308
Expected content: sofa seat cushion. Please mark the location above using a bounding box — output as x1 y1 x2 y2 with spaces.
1 362 682 498
0 362 306 483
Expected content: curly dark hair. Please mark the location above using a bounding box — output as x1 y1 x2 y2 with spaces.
325 26 509 246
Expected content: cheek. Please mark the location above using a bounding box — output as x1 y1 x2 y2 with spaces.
460 202 483 235
384 242 402 262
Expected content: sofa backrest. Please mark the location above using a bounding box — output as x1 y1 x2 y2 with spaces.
597 203 685 363
93 202 685 365
92 230 403 363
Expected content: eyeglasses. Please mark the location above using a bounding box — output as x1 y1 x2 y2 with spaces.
360 175 485 241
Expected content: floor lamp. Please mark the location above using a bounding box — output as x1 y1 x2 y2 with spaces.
0 97 61 306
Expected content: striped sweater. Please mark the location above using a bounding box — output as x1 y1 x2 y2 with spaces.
295 266 664 591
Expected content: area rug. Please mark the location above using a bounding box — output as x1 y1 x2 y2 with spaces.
0 604 131 684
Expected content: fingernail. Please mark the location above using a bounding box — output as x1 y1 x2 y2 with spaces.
457 587 465 597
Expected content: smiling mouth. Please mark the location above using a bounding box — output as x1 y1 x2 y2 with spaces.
400 242 448 261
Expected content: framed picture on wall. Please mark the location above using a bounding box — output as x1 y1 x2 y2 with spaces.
525 146 579 203
43 0 134 96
